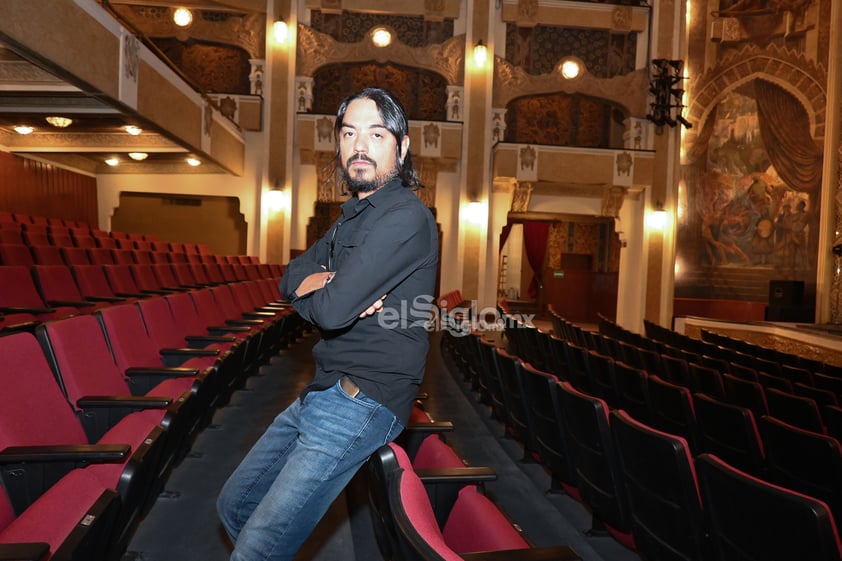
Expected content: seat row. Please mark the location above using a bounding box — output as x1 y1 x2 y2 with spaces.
442 325 842 561
0 263 284 331
0 280 302 560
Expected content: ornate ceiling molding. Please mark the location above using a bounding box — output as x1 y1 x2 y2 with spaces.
296 25 465 85
493 58 649 118
112 5 266 59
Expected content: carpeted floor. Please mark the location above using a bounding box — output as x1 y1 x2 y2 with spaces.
122 329 641 561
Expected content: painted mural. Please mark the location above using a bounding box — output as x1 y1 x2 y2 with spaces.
676 0 828 303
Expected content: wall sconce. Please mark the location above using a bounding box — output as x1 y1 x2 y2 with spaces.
172 7 193 27
646 59 692 134
473 40 488 68
647 200 667 231
370 26 393 48
267 181 287 212
463 200 487 226
13 125 33 135
273 19 289 44
559 57 583 80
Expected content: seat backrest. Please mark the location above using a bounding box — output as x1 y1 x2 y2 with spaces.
688 363 726 400
696 453 842 561
412 435 464 470
647 375 699 452
59 246 91 265
135 294 187 347
765 387 825 434
36 314 128 402
151 263 180 290
129 264 165 292
693 392 765 477
95 303 164 371
659 353 690 387
723 373 769 417
612 360 652 424
0 331 90 446
492 347 531 446
759 415 842 526
111 248 136 265
0 242 34 266
610 409 707 561
71 264 119 300
87 247 116 265
555 380 632 542
30 244 64 265
103 264 142 295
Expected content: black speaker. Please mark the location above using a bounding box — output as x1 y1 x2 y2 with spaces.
769 280 804 307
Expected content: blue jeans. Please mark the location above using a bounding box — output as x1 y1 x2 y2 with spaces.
217 378 404 561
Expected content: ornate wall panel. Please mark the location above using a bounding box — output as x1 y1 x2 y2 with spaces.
312 63 448 121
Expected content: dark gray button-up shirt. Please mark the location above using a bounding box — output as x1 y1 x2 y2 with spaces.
280 178 439 424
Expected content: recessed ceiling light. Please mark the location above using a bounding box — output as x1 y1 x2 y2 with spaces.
13 125 33 135
45 116 73 128
128 152 148 161
105 157 120 167
173 7 193 27
123 125 143 136
186 157 201 167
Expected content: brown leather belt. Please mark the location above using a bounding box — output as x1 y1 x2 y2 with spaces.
340 376 360 398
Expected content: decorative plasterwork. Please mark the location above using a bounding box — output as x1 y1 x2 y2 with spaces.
687 43 827 137
2 132 182 150
493 58 649 118
114 6 266 59
296 25 465 85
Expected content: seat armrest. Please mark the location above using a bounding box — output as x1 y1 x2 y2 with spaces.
160 347 220 358
185 334 237 344
84 295 126 303
140 289 177 295
208 325 252 333
415 466 497 484
46 299 96 308
227 319 263 326
77 395 172 409
126 366 200 378
0 444 131 464
0 306 55 315
115 292 148 298
0 542 50 561
461 546 582 561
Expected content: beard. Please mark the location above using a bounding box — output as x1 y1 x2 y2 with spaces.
342 154 400 194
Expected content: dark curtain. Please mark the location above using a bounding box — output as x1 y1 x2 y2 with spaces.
499 221 513 253
753 79 823 195
523 221 551 299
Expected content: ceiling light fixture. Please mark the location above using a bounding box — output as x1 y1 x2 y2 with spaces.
45 116 73 128
186 157 201 167
123 125 143 136
13 125 33 135
371 27 392 48
105 157 120 167
173 7 193 27
128 152 148 161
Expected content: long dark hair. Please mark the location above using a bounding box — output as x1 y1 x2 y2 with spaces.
333 87 423 189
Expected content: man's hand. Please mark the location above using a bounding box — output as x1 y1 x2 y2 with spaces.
360 294 388 318
294 271 334 297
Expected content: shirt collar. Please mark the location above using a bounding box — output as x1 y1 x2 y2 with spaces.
341 177 405 216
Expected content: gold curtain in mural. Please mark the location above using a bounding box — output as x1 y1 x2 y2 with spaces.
753 79 823 196
684 105 718 167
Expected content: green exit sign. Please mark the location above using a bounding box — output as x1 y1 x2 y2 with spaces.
553 270 565 278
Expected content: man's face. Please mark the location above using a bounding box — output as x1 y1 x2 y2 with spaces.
338 98 407 195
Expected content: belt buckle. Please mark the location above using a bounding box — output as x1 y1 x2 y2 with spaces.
341 376 360 398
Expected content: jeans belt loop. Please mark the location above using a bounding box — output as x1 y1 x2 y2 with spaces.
341 376 360 398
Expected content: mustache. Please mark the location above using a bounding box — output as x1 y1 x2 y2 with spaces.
346 154 376 167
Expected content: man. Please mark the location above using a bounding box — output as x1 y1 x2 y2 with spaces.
216 87 439 560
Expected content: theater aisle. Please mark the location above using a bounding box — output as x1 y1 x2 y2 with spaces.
122 329 640 561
